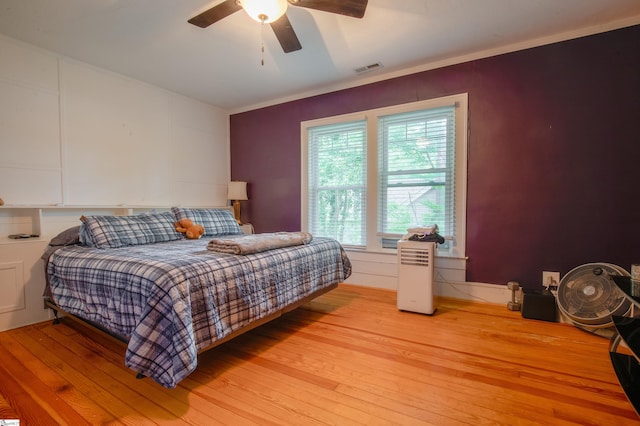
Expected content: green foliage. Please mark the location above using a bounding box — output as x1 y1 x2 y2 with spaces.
316 189 364 245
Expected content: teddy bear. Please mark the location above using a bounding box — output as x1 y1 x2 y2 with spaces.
175 218 205 239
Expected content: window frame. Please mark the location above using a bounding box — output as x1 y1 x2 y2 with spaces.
301 93 468 258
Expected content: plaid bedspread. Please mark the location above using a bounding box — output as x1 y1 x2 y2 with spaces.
46 237 351 388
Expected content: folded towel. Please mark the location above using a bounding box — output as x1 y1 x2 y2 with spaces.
207 232 313 255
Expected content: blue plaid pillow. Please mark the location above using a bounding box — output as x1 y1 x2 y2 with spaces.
80 211 182 248
79 222 96 247
171 207 242 237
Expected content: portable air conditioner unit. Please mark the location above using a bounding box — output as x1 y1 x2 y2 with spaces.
397 240 436 314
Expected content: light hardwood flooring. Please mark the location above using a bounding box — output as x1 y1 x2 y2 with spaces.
0 283 638 425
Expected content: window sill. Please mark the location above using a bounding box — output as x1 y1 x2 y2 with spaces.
344 246 467 261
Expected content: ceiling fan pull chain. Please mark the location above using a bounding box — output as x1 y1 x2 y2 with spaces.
260 16 266 66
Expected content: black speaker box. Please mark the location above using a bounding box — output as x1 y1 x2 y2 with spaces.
522 289 557 322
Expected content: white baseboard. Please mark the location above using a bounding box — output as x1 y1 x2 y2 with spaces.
434 279 511 305
345 273 511 306
345 250 512 306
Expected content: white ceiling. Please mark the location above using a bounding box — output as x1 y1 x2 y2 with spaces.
0 0 639 112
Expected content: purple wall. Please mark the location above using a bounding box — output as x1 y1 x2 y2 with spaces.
230 25 640 288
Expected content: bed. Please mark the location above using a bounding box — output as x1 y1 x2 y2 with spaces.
43 207 351 388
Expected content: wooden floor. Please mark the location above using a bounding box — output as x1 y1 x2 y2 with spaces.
0 284 638 425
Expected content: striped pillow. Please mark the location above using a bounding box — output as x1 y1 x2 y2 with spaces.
80 211 182 248
171 207 242 237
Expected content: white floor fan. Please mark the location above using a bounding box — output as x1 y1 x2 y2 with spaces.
556 262 631 338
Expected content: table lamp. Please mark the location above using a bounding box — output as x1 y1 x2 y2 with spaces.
228 181 248 224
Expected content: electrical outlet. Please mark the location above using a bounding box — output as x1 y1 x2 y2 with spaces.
543 271 560 287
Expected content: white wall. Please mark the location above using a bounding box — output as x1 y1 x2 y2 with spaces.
0 35 230 331
0 34 230 207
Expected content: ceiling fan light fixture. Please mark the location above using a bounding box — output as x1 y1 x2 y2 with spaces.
241 0 288 23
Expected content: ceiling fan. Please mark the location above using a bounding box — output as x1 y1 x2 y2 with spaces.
188 0 368 53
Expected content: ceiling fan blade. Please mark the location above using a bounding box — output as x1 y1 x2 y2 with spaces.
270 14 302 53
188 0 242 28
290 0 368 18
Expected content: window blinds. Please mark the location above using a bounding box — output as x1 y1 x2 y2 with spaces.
307 120 367 246
377 106 456 239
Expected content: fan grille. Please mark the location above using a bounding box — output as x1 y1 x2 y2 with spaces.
556 263 630 327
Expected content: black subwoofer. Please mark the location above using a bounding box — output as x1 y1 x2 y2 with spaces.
522 289 557 322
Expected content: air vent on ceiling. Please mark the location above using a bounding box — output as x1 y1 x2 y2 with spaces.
355 62 383 74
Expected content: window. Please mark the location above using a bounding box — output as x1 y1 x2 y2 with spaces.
378 106 456 247
302 94 467 257
306 120 367 246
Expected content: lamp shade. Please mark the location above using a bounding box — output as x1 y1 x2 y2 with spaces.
228 181 248 200
241 0 287 23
